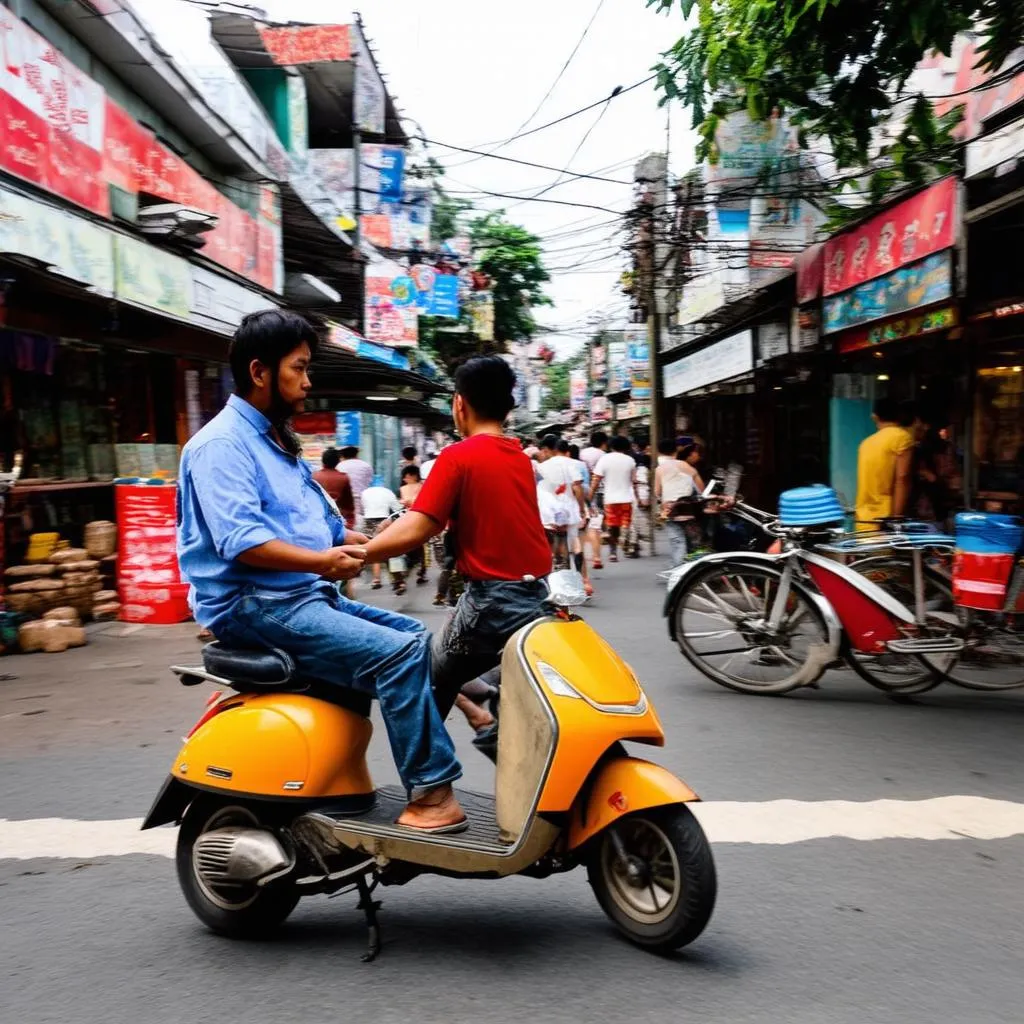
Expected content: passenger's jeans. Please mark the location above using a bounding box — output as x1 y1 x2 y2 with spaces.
431 579 548 715
665 520 689 567
218 582 462 796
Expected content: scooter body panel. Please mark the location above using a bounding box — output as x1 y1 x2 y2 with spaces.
567 756 699 850
172 693 374 799
520 619 666 813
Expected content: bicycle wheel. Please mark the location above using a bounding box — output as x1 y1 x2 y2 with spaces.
943 608 1024 691
672 562 830 695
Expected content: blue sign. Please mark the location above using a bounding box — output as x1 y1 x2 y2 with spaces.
823 251 952 335
335 411 361 448
427 274 460 318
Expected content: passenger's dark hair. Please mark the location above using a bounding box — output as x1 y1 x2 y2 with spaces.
589 430 609 448
657 439 676 455
556 439 571 454
401 465 421 483
321 448 341 470
610 435 631 453
401 446 417 461
568 443 580 460
339 446 359 459
454 355 516 421
540 433 559 451
229 310 319 396
873 397 900 423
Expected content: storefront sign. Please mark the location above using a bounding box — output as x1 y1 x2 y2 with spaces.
966 116 1024 179
0 188 115 295
663 330 754 398
0 8 108 217
569 369 588 411
189 266 277 335
259 24 352 65
823 177 956 297
335 411 361 447
756 321 789 364
823 250 953 335
114 234 193 320
837 305 959 354
607 339 629 392
678 272 725 325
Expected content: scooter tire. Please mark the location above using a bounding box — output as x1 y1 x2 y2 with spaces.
176 797 300 939
588 805 716 953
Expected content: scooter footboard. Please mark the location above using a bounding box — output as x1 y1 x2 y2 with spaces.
566 757 698 850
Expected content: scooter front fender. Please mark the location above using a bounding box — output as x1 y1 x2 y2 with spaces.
566 757 699 851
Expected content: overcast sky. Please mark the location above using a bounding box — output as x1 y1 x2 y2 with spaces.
163 0 698 356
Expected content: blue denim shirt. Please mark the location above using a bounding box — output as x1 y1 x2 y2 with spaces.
177 394 346 632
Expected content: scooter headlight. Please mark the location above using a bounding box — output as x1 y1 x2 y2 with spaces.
535 660 582 699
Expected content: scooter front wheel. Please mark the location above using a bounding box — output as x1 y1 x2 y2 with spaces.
177 797 300 938
588 805 715 952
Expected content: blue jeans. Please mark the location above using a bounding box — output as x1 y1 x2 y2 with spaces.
219 583 462 796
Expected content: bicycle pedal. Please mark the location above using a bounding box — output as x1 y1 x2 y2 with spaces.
886 636 964 655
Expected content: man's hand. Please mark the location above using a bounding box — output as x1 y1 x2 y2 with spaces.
319 545 367 582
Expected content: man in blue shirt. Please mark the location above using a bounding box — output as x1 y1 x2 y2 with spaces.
177 310 465 833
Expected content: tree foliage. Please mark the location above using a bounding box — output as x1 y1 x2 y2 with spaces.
649 0 1024 210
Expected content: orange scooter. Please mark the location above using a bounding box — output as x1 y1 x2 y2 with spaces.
142 571 715 958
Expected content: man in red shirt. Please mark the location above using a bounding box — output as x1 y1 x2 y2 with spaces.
363 356 552 721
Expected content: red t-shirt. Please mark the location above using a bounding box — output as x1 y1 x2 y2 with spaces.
413 434 552 581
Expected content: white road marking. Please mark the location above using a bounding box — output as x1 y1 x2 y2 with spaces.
2 797 1024 860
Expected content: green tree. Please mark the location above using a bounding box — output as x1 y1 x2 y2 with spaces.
648 0 1022 214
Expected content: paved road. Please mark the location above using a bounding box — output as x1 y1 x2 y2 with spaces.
2 558 1023 1023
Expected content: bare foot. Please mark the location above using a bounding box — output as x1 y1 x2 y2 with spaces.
455 693 495 732
396 785 467 832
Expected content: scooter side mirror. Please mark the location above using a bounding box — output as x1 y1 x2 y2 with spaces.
543 570 589 608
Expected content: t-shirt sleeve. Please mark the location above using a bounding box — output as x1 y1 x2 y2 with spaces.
412 448 461 526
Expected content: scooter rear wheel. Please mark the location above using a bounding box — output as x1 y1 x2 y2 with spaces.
177 797 300 938
588 805 715 952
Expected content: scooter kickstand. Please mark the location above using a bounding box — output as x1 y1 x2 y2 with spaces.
355 874 382 963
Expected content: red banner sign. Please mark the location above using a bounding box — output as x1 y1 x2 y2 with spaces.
258 25 352 65
823 177 956 297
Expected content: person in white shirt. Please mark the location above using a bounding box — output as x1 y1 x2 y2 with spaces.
589 435 637 562
536 435 588 578
361 478 403 591
338 446 374 522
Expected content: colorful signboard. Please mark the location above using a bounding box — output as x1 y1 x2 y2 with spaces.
663 330 754 398
823 251 953 335
837 306 959 354
822 178 956 297
258 24 352 65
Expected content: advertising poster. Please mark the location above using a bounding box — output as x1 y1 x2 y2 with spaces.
822 177 956 296
822 251 953 335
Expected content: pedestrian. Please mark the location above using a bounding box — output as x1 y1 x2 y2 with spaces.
360 476 405 592
312 448 355 529
855 397 915 530
337 445 374 523
655 439 698 566
589 435 637 563
399 465 428 586
536 434 587 574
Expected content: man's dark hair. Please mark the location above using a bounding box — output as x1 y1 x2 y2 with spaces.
229 310 319 396
401 446 417 461
401 465 421 483
589 430 609 448
658 439 676 455
568 443 580 460
454 355 516 421
540 433 559 452
610 435 631 453
873 397 900 423
339 446 359 459
556 438 571 454
321 448 341 470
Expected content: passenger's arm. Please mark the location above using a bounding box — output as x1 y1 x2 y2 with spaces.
892 448 914 516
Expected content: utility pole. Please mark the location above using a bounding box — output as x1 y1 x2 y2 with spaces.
635 153 670 554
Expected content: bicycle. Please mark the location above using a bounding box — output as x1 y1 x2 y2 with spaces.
662 498 962 696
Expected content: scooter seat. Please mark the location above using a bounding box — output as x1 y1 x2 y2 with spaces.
202 642 300 691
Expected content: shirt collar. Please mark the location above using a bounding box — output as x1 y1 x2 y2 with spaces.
227 393 272 435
